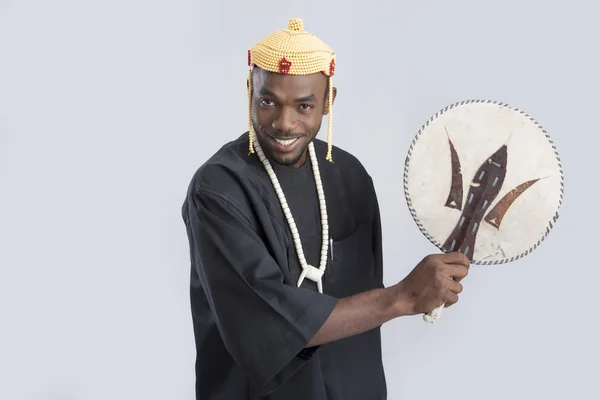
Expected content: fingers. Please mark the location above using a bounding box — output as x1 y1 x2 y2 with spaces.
414 252 470 313
447 264 469 282
444 290 459 308
442 251 471 267
447 279 463 294
443 274 464 308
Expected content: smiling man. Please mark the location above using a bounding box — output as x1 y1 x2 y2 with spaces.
250 64 334 168
182 18 469 400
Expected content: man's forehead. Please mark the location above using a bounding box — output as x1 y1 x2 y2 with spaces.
253 68 326 92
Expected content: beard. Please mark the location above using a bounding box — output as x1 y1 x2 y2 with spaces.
252 120 322 168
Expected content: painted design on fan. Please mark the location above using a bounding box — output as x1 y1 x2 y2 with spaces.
444 127 463 210
442 130 542 260
484 178 542 228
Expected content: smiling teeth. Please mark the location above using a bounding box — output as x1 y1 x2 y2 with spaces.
275 138 297 146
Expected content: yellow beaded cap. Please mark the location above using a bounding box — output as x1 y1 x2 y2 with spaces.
247 18 336 162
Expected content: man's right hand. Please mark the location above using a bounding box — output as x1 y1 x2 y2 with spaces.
392 252 470 316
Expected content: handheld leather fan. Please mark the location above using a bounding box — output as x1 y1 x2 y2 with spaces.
403 100 564 323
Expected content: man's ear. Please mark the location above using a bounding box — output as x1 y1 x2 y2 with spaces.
324 87 337 115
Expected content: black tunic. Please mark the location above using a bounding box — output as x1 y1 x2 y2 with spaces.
181 133 387 399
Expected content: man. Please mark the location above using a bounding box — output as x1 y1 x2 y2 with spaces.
181 18 469 399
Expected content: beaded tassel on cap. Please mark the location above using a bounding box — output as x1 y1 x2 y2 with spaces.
247 18 336 162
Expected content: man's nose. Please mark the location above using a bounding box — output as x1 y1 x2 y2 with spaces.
272 107 297 133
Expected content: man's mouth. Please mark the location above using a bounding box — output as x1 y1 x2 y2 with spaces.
273 137 300 147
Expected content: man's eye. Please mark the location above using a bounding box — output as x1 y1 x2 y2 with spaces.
260 99 274 106
299 104 313 110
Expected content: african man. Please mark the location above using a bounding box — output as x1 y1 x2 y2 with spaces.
181 18 470 400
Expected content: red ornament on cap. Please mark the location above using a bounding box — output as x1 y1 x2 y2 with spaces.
279 57 292 74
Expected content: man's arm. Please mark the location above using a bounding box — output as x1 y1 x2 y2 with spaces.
306 286 400 347
307 252 470 347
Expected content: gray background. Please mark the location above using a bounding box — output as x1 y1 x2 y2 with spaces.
1 0 597 399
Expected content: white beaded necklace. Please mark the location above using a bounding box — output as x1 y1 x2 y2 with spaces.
253 138 329 293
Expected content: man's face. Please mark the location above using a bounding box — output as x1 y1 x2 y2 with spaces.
250 67 336 168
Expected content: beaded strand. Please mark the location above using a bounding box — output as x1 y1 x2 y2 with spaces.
253 138 329 293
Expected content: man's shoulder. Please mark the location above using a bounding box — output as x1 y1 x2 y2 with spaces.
185 133 263 196
181 133 268 225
